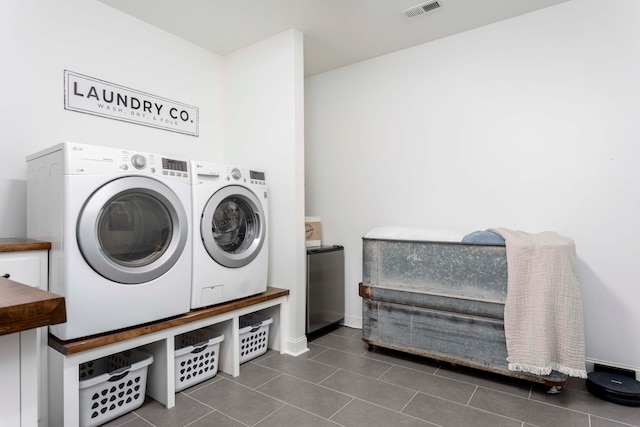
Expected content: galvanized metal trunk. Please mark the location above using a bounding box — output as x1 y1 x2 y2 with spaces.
361 237 567 387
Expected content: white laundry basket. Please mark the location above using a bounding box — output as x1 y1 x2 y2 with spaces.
174 327 224 391
239 313 273 363
78 349 153 427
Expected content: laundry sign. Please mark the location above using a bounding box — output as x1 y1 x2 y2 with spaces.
64 70 199 136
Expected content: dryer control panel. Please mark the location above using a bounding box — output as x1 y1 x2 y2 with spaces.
55 142 191 183
161 157 189 178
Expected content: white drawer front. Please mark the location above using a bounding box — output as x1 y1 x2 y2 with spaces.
0 250 48 289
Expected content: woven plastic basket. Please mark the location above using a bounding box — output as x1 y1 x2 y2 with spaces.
78 349 153 427
239 313 273 363
174 328 224 391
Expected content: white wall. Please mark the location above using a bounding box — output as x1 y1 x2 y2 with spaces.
1 0 224 238
225 30 307 355
2 1 306 353
305 0 640 372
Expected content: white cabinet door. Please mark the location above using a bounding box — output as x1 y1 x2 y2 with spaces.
0 250 49 427
0 334 22 427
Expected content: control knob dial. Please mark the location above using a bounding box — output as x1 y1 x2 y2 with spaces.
131 154 147 170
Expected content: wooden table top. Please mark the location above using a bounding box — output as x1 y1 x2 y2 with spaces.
0 277 66 336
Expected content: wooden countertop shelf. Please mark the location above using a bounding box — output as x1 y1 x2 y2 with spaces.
0 238 51 253
0 277 66 336
49 286 290 356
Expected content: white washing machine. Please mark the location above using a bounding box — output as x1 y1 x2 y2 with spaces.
27 142 192 340
191 161 268 308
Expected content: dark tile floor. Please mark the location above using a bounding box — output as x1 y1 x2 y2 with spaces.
103 327 639 427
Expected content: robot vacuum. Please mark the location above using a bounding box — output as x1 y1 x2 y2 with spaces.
586 371 640 407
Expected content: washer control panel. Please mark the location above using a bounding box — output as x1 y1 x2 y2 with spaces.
119 151 189 181
222 165 266 187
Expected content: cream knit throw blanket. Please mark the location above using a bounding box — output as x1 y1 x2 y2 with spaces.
489 228 587 378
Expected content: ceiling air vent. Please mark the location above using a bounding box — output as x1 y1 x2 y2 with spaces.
402 1 443 19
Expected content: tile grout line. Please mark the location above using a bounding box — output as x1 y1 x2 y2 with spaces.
317 367 342 386
250 402 290 427
399 390 421 414
182 409 250 427
474 385 597 421
420 390 530 426
345 396 444 427
306 345 330 361
466 385 478 406
218 372 351 426
375 362 395 380
186 376 287 426
307 347 397 379
326 396 356 423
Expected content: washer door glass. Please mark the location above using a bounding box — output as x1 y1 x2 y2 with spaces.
201 185 265 268
77 176 188 284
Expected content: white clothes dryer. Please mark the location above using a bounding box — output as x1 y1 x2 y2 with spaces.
27 142 192 340
191 161 268 308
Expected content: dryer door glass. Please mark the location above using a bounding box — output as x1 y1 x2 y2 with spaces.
98 193 172 267
77 176 188 284
201 185 265 268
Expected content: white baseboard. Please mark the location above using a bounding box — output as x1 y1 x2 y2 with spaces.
341 314 362 329
283 334 308 356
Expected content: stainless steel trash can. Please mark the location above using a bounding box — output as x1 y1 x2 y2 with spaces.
306 245 344 338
